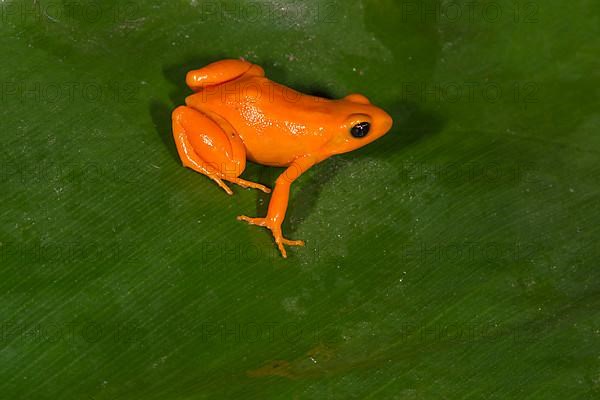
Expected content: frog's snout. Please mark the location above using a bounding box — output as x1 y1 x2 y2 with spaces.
383 111 393 132
376 109 393 137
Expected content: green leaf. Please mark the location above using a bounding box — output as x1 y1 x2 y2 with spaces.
1 0 599 398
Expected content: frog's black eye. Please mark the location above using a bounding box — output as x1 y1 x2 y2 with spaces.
350 122 370 138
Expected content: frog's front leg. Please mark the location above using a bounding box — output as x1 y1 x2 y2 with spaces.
172 106 271 195
238 156 318 258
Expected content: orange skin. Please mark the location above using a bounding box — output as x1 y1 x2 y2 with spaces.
172 59 393 258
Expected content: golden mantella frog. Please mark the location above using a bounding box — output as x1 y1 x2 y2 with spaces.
172 59 393 258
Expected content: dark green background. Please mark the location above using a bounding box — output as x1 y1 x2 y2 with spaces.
1 0 599 398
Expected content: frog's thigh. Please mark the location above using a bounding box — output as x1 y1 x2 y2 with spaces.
172 106 246 180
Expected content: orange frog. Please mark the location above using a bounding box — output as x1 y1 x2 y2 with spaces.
172 59 393 258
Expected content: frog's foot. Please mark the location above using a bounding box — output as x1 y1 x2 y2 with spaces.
237 215 304 258
225 177 271 194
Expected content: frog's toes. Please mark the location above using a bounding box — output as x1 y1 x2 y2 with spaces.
237 215 269 228
237 215 304 258
281 238 304 246
274 236 304 258
213 177 233 195
227 178 271 194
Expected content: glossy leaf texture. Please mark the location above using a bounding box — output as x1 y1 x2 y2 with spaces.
1 0 599 399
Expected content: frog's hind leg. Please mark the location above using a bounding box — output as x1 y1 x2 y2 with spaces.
172 106 233 194
172 106 270 195
186 59 265 91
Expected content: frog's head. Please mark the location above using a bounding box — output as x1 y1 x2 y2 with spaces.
322 94 393 156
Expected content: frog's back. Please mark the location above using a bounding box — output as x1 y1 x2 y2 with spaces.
186 75 337 166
